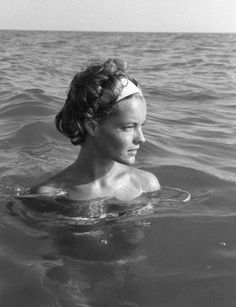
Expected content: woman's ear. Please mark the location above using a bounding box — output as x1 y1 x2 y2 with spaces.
84 119 98 136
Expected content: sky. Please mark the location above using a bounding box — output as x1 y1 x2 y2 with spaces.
0 0 235 33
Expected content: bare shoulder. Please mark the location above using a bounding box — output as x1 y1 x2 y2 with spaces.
30 168 70 196
132 168 160 192
30 176 64 196
30 182 59 197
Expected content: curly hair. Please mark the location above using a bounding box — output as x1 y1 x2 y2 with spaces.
55 59 140 145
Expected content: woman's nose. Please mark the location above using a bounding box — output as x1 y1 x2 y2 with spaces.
134 127 145 144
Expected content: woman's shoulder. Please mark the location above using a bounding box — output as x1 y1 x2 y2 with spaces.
30 183 65 197
30 174 67 196
30 166 75 196
131 167 160 193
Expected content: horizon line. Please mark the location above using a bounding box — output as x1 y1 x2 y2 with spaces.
0 28 235 35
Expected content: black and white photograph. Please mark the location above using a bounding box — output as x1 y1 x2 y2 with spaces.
0 0 236 306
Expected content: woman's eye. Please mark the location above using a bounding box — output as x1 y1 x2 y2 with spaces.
123 126 134 131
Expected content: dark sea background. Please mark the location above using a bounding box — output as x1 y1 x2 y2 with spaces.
0 30 236 307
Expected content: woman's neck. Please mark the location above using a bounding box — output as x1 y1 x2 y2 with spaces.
71 142 117 184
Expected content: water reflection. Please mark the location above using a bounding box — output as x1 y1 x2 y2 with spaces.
2 187 192 306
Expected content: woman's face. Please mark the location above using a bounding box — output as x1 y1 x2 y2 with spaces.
94 94 146 165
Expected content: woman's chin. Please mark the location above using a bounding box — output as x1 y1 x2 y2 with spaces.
117 156 136 166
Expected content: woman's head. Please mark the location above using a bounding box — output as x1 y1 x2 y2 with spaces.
55 59 143 145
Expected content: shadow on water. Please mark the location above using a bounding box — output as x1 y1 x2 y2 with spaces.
1 165 236 306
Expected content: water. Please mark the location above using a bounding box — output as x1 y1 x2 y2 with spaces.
0 30 236 306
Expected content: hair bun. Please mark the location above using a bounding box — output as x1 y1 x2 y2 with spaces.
103 59 128 74
56 58 137 145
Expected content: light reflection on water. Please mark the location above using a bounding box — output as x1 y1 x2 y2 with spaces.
0 169 236 306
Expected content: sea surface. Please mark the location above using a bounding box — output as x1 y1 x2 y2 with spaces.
0 30 236 307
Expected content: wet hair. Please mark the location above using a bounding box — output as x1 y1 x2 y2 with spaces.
55 59 140 145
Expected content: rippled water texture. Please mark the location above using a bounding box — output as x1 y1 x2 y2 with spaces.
0 31 236 306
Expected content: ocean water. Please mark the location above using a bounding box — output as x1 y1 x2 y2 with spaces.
0 30 236 306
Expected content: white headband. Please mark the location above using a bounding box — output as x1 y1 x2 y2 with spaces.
116 78 142 102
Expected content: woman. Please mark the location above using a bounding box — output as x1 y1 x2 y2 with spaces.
31 59 160 201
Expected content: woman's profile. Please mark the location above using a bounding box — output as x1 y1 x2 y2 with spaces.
31 59 160 201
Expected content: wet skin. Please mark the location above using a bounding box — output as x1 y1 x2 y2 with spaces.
31 95 160 201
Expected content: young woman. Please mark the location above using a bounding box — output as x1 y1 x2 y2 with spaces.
31 59 160 201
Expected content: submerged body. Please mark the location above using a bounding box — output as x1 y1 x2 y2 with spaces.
31 59 160 201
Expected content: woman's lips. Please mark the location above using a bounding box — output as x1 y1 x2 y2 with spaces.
128 148 138 156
